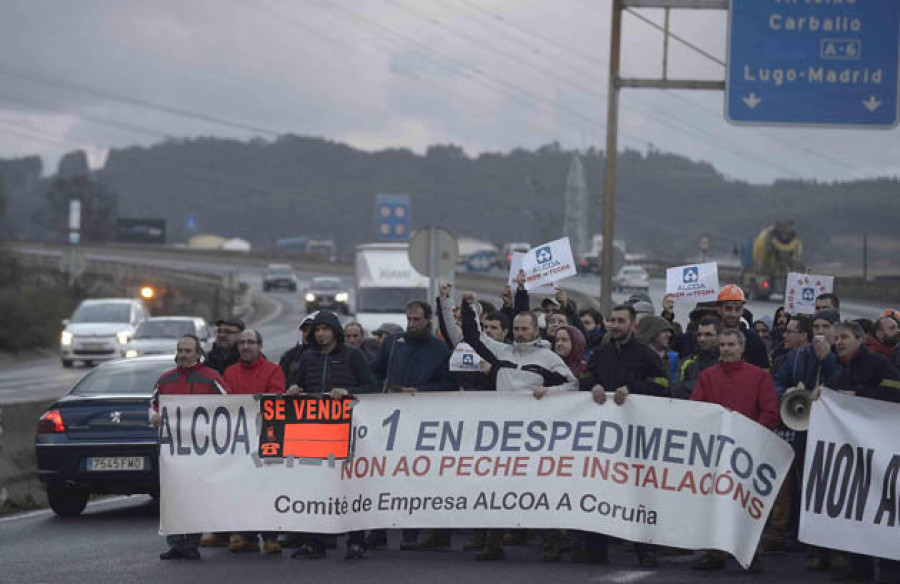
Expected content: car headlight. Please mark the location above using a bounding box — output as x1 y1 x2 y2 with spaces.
116 331 131 345
60 331 73 346
125 349 139 358
305 293 316 302
335 292 349 302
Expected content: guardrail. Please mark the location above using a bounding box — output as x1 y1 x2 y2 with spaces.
5 244 250 320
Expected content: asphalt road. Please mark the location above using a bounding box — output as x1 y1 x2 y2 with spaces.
0 496 831 584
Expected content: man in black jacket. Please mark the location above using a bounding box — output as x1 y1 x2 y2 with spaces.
204 318 244 374
288 311 376 398
286 310 376 561
578 304 669 567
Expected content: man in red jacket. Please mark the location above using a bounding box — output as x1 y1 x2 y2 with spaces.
151 334 229 560
691 327 779 573
224 329 286 395
223 329 286 555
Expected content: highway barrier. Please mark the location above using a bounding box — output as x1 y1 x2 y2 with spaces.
0 399 54 510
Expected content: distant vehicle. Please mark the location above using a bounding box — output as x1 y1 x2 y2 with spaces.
274 236 308 256
740 220 804 301
262 263 298 292
305 276 350 314
614 265 650 294
125 316 211 358
580 254 601 274
60 298 150 368
500 242 531 271
355 243 428 332
306 239 337 262
583 235 627 275
35 355 171 516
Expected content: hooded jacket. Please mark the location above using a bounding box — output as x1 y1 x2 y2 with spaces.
291 310 377 394
461 301 576 393
558 325 587 378
224 354 286 394
691 361 779 428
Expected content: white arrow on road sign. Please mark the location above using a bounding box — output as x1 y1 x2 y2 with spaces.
863 96 883 112
743 93 762 109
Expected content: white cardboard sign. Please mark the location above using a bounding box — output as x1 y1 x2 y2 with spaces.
665 262 720 301
784 273 834 315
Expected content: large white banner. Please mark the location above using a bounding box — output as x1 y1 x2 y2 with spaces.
784 272 834 315
800 388 900 561
519 238 577 291
665 262 719 301
159 392 792 567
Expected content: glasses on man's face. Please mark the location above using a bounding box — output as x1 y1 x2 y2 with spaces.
218 328 240 336
238 339 259 345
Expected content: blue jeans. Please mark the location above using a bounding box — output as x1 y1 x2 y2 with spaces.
166 533 201 551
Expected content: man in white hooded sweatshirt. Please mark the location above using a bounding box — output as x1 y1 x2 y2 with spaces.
460 293 576 396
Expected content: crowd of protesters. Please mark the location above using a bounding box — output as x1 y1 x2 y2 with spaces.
151 274 900 582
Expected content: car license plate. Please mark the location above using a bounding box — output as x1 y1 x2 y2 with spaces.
83 343 106 351
88 457 145 471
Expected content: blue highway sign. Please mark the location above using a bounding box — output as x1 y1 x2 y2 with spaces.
375 193 411 241
726 0 900 127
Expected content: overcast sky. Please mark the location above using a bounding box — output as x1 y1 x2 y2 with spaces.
0 0 897 184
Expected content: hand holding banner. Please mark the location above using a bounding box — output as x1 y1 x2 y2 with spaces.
160 392 793 567
508 252 555 293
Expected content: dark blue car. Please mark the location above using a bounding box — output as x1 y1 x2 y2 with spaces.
35 355 172 516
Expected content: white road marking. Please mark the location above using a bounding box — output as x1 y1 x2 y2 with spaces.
0 495 141 524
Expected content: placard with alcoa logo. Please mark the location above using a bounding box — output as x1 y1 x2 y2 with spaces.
519 237 577 291
785 273 833 315
666 262 720 300
449 342 483 372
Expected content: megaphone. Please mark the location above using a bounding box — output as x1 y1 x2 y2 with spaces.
780 382 812 431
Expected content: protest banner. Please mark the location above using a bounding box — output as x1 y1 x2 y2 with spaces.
508 252 555 293
799 388 900 561
665 262 719 301
518 238 576 291
449 342 483 372
159 392 792 567
785 273 834 315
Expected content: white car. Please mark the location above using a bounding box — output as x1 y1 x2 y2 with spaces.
125 316 212 359
60 298 150 368
614 265 650 293
262 263 298 292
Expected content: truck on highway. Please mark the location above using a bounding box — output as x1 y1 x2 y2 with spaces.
354 243 428 333
740 220 804 301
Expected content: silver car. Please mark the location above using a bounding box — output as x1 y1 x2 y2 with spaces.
60 298 149 368
614 265 650 293
124 316 212 359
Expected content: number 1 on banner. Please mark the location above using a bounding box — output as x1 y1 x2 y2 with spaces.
383 409 400 451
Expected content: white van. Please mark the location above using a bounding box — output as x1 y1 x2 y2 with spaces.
59 298 149 367
354 243 428 334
